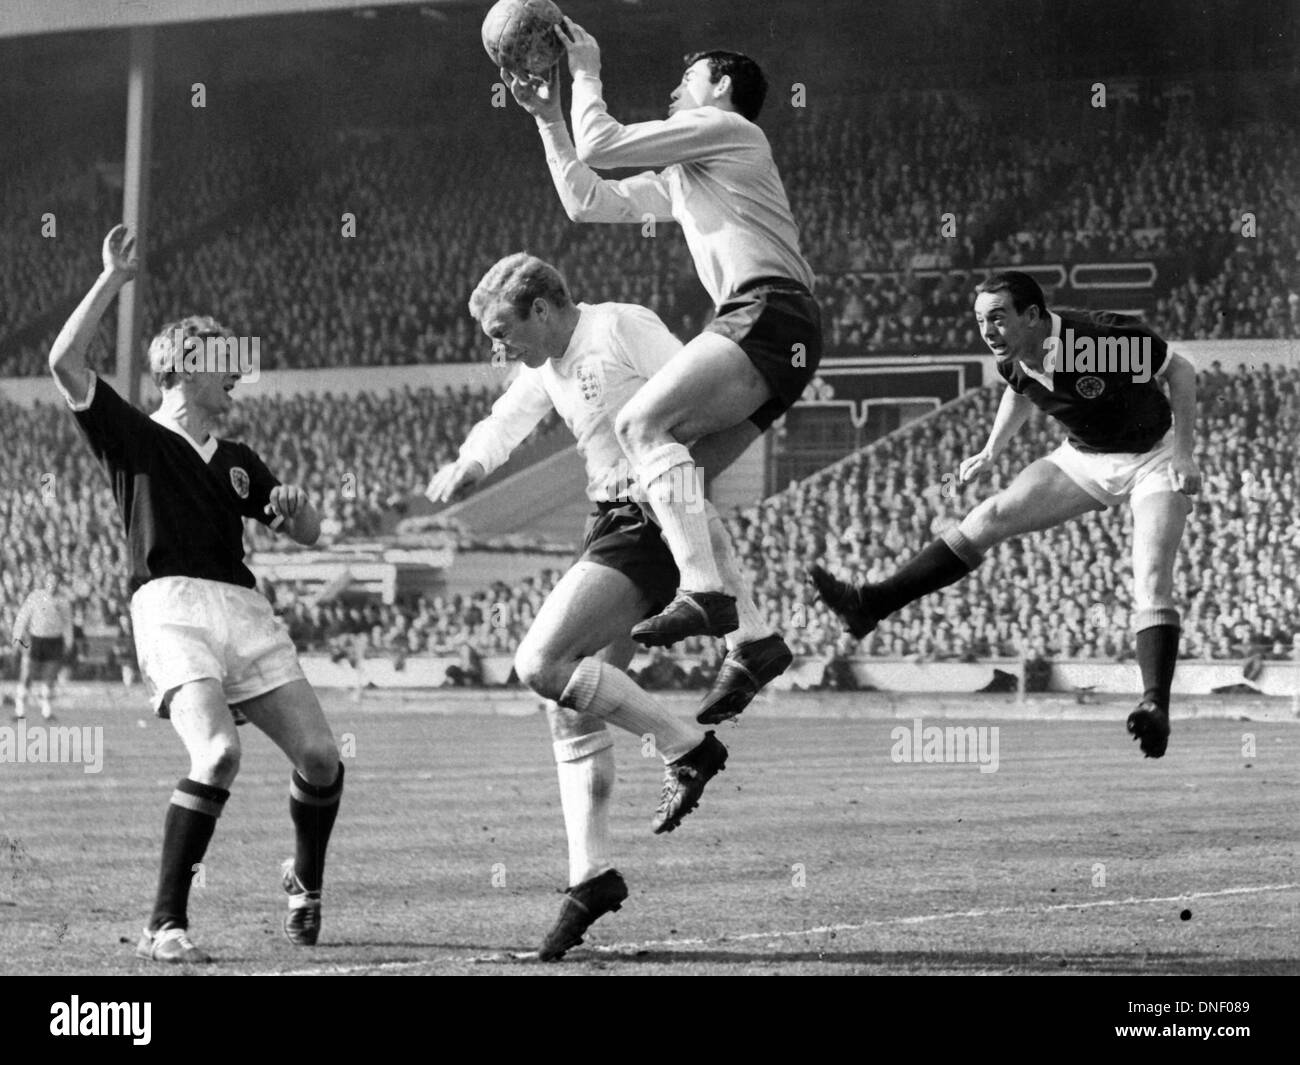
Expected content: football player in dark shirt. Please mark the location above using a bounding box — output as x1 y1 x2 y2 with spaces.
49 226 345 963
810 271 1200 759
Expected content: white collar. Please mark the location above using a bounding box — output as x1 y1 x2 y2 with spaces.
1018 311 1062 390
150 408 218 463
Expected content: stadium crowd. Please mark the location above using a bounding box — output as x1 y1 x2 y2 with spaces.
3 89 1296 376
3 73 1297 679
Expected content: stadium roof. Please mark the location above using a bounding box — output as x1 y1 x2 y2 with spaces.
0 0 456 38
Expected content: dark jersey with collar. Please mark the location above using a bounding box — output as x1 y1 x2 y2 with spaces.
67 375 280 593
997 310 1173 454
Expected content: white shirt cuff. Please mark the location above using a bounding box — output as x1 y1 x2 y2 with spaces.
55 369 96 412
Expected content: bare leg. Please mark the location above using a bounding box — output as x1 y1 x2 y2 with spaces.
615 332 772 594
514 562 703 761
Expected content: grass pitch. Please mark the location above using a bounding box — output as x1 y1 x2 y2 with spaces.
1 687 1296 976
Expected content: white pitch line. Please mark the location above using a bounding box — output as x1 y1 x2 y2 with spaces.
248 881 1299 976
590 882 1300 953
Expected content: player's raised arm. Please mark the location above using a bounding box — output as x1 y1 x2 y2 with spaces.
960 385 1036 482
49 225 138 405
1160 351 1201 494
559 20 723 169
506 67 673 224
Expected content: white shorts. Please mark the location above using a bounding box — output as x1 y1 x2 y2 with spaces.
1044 430 1179 508
130 576 305 715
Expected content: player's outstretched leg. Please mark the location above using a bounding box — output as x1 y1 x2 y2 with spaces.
1126 489 1189 759
540 702 626 961
518 562 730 834
811 459 1102 639
556 658 727 833
808 527 985 638
136 679 236 965
698 503 791 723
239 679 344 946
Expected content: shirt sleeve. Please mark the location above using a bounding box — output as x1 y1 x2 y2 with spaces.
570 72 736 169
538 120 675 223
68 375 152 475
458 368 554 476
237 445 284 528
1149 333 1172 380
12 597 32 643
996 362 1026 394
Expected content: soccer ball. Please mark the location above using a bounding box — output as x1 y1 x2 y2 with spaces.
482 0 565 78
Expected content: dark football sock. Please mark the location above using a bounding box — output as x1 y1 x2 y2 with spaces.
150 779 230 932
873 530 984 615
1134 609 1180 712
290 763 344 892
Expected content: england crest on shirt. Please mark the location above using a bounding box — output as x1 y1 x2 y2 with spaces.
1075 375 1106 399
576 362 604 407
230 467 250 498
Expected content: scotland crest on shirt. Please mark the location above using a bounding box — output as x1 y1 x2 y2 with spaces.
576 362 604 407
230 467 250 498
1075 375 1105 399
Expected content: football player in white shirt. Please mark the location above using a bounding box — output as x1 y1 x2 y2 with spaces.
12 572 74 721
502 19 822 664
427 253 770 959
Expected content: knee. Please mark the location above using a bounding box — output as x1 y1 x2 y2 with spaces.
514 644 567 702
615 398 662 456
962 497 1006 547
193 738 241 786
298 737 341 783
613 402 642 452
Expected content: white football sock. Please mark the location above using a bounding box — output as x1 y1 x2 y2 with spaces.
14 686 26 719
553 730 616 886
637 443 723 593
706 504 771 649
39 682 53 719
561 658 703 762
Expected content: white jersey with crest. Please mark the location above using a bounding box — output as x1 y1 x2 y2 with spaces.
458 302 682 502
13 589 74 642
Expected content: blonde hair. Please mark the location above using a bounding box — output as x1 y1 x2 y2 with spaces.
147 315 233 388
468 253 571 322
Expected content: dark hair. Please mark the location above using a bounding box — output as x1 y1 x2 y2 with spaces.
684 50 767 121
975 271 1047 319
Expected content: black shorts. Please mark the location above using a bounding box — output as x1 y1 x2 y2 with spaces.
577 502 679 615
705 277 823 432
27 636 66 664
